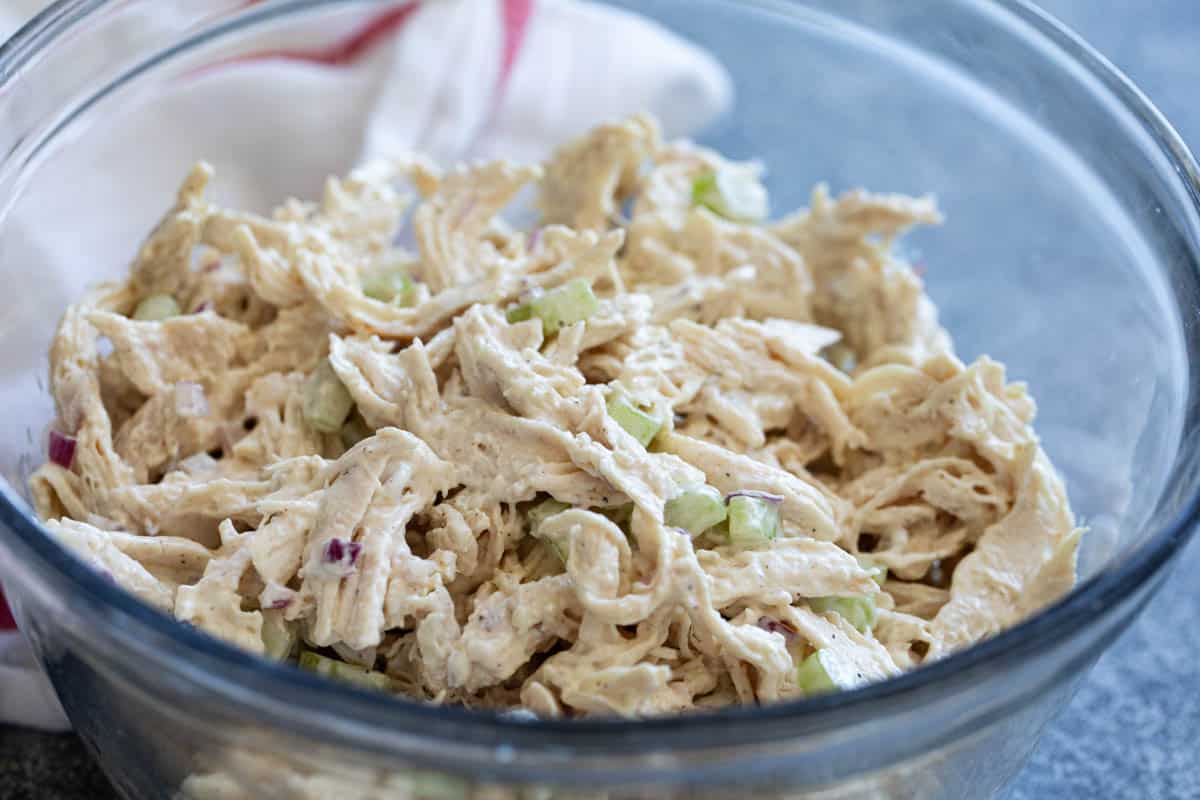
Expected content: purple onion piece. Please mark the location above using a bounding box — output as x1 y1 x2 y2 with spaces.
48 430 76 469
193 301 212 313
260 582 296 610
725 490 784 505
321 537 362 576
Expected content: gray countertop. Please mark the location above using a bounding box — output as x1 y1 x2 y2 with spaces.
1007 2 1200 798
1 2 1198 799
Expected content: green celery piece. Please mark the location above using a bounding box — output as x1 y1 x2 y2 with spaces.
527 279 600 334
855 556 888 587
822 343 857 374
527 498 570 532
543 537 569 565
726 495 780 549
303 359 355 434
361 268 414 305
691 167 769 223
298 649 329 673
665 486 727 535
132 294 180 321
298 650 392 691
809 595 878 633
796 650 838 696
527 498 571 564
339 411 373 450
506 303 535 324
596 502 634 531
260 609 296 661
606 394 662 447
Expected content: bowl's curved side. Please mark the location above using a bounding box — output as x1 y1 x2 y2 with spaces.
0 535 1175 798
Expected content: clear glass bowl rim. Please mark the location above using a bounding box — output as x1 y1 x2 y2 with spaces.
0 0 1198 761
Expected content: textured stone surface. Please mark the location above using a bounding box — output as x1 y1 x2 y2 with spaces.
0 3 1197 799
0 726 110 799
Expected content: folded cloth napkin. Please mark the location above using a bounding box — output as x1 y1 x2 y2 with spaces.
0 0 731 731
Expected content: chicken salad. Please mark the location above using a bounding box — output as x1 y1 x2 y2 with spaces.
31 114 1082 717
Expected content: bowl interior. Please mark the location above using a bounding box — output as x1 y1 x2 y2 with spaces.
0 0 1188 584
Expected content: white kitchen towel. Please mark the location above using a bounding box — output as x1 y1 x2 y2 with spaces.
0 0 731 731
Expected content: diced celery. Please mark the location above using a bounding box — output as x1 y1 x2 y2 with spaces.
726 495 780 549
535 278 600 333
508 278 599 335
691 167 769 223
361 268 414 305
506 303 535 324
298 649 335 675
856 556 888 587
527 498 570 532
704 518 730 543
809 595 877 633
340 412 373 450
596 502 634 531
543 537 569 565
796 650 837 696
606 394 662 447
823 343 857 374
298 650 393 691
526 498 571 563
260 609 296 661
338 666 393 692
132 294 180 321
303 359 355 434
665 486 727 535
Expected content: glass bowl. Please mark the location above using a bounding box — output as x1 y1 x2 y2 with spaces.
1 1 1199 798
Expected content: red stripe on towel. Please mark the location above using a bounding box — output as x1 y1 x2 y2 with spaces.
499 0 534 91
228 3 419 67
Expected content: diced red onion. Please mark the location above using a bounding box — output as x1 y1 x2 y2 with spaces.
174 382 209 418
260 582 296 610
725 490 784 505
317 537 362 578
192 301 212 313
757 616 798 643
48 430 76 469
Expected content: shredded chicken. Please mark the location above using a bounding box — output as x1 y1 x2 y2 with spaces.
32 114 1082 717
